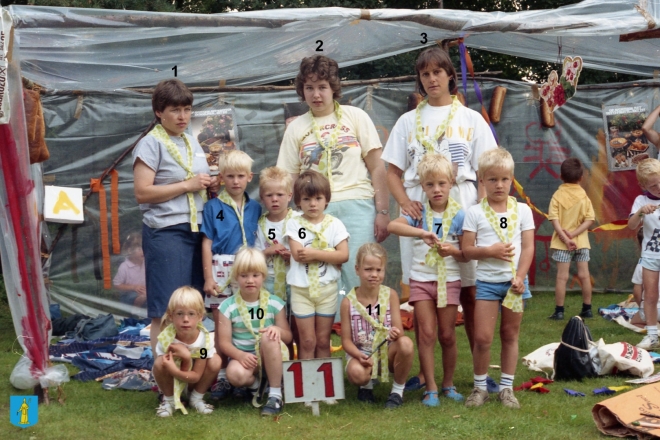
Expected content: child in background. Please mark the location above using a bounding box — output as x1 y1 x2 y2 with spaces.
152 286 221 417
113 233 146 308
201 149 262 399
387 154 467 406
341 243 414 409
286 171 349 376
462 148 535 409
217 248 292 416
628 158 660 350
547 158 595 320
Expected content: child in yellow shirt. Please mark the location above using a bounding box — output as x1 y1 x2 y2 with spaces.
547 158 595 320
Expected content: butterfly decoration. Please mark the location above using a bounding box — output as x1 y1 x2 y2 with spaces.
540 56 583 112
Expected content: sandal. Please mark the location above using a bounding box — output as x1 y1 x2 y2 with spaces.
404 376 426 392
442 386 464 402
421 390 439 407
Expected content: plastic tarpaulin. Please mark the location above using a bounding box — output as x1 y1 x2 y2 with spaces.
42 79 647 318
8 0 660 92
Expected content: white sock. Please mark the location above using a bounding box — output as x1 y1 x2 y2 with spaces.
500 373 515 391
249 376 260 391
269 387 282 399
218 369 227 380
391 381 405 397
189 390 205 403
163 395 174 404
648 325 658 338
360 381 374 390
474 374 487 391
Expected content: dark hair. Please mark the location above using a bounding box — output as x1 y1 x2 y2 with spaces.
152 79 193 121
560 157 584 183
293 170 332 208
415 47 458 97
407 93 423 111
295 55 342 101
637 228 644 247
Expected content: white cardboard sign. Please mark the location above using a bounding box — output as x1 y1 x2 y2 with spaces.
283 357 345 404
44 185 84 224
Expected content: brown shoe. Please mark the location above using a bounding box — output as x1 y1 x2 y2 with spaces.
465 388 489 407
498 388 520 409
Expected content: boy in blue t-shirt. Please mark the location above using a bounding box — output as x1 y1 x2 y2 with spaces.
201 149 261 398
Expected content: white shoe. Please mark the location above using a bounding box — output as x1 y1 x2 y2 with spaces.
637 334 660 350
323 399 338 405
156 400 174 417
191 399 214 415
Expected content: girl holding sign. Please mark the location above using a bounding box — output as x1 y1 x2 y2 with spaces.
152 286 221 417
340 243 414 409
216 247 292 416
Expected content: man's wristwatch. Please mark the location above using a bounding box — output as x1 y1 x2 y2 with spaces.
377 209 389 215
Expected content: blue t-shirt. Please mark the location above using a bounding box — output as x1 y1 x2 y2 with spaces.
403 206 465 282
200 193 261 255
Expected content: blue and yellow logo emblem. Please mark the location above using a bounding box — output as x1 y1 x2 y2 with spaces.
10 395 38 428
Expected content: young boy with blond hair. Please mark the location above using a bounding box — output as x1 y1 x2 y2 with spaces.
547 158 595 320
462 148 535 409
201 149 262 398
628 158 660 350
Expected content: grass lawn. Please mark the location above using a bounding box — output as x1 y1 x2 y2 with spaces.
0 283 650 439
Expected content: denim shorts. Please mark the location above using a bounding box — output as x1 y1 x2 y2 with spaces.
641 257 660 272
476 279 532 301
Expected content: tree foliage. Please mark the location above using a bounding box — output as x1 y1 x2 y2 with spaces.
2 0 642 84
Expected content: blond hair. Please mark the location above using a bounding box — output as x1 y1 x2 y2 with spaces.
219 150 253 174
417 153 454 183
355 242 388 268
160 286 205 331
259 166 293 194
478 148 515 178
636 158 660 188
232 247 268 280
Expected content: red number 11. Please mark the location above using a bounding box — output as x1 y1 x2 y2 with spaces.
287 361 335 398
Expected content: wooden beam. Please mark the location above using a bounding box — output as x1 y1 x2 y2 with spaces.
619 28 660 42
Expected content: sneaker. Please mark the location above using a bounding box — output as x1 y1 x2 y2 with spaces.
465 388 489 408
498 388 520 409
210 378 232 400
486 376 500 394
637 334 660 350
384 393 403 409
579 309 593 319
260 396 283 416
235 387 252 400
357 388 375 404
155 400 174 418
404 376 426 392
548 311 564 320
190 399 214 415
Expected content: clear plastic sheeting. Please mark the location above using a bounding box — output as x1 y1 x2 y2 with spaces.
7 0 659 92
42 79 649 317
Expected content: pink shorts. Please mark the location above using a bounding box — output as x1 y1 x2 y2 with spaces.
409 279 461 306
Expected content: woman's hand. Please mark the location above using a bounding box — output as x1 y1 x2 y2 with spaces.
401 200 424 220
374 214 390 243
186 173 212 192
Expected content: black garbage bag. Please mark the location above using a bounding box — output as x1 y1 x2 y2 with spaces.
553 316 599 381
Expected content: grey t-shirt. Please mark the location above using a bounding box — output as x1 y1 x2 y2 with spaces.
132 133 210 229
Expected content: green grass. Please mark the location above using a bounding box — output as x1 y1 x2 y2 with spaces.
0 282 650 439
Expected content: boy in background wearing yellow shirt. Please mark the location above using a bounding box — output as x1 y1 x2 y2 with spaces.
548 158 595 320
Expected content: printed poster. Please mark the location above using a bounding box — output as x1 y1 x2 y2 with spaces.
603 103 654 172
190 106 238 175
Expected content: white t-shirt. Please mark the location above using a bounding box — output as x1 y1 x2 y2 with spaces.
463 202 535 283
403 207 465 282
277 105 381 202
254 211 301 279
631 195 660 260
284 215 350 287
155 330 216 358
382 104 497 190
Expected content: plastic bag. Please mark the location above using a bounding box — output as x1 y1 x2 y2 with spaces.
10 356 71 390
596 339 654 378
553 316 599 381
522 342 560 378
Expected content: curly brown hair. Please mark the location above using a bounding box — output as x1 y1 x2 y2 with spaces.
295 55 342 101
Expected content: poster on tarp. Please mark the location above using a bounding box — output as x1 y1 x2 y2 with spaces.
0 9 13 124
603 103 653 172
190 106 238 174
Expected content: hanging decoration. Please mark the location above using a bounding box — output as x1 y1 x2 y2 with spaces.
540 56 583 113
